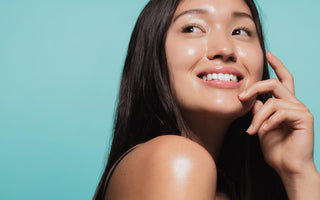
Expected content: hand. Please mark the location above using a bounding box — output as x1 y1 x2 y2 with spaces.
238 51 315 176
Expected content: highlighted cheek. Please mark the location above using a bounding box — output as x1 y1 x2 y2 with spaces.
187 48 195 56
236 46 247 57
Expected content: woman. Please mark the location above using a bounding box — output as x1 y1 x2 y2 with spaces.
94 0 320 199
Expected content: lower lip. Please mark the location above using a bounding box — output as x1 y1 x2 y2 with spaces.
199 78 241 89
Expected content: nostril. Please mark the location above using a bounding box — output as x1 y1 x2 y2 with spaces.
212 55 223 60
211 55 236 62
227 56 236 62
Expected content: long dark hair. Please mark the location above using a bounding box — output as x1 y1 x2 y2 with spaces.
94 0 288 199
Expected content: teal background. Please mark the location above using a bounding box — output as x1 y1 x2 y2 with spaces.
0 0 319 199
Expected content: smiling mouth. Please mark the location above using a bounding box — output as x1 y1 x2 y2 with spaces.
198 72 243 82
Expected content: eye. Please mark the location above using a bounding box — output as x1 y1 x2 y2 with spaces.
181 25 203 33
232 27 252 36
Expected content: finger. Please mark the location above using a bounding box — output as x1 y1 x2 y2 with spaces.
246 99 306 135
238 78 299 103
252 100 263 115
257 109 313 135
266 51 294 94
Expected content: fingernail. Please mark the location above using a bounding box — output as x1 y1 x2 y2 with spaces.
246 124 254 134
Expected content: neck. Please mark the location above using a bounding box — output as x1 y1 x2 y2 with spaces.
181 112 235 162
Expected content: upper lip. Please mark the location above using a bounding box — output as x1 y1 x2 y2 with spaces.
197 66 244 80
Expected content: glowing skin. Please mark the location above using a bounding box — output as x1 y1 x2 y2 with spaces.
165 0 263 119
106 0 320 199
172 156 192 184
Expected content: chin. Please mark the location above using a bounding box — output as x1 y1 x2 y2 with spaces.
199 97 254 119
207 104 247 119
180 100 252 123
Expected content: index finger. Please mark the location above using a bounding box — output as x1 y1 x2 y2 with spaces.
266 51 295 94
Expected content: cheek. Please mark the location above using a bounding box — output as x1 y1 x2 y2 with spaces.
165 36 206 107
166 37 205 75
236 44 264 81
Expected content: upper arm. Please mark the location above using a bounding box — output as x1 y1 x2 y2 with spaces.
106 135 217 200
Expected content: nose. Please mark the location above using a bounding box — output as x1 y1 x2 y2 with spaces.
206 30 237 62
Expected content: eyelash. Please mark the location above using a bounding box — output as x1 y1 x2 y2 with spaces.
181 24 252 37
233 26 252 36
181 24 204 33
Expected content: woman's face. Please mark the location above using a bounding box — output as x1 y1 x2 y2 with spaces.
165 0 263 119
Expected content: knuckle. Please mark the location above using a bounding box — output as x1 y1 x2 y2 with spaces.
285 71 294 79
288 74 294 82
304 107 310 113
270 78 278 83
305 106 311 113
268 116 276 124
269 78 279 88
277 109 286 118
306 112 314 121
299 103 310 113
266 98 276 107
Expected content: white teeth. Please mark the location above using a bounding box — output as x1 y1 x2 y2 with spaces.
207 74 212 81
218 73 225 81
231 75 238 82
202 76 207 81
212 73 218 80
201 73 239 82
225 74 231 81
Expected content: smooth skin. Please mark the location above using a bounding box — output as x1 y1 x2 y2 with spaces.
105 135 218 200
165 0 264 164
105 0 320 199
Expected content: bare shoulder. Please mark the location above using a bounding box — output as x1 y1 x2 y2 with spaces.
106 135 217 200
142 135 216 167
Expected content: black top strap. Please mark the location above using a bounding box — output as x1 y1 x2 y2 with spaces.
104 145 140 193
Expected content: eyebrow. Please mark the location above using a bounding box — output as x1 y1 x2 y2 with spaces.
232 11 253 21
173 9 208 22
173 9 253 22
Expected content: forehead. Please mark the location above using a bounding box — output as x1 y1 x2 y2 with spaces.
174 0 252 18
